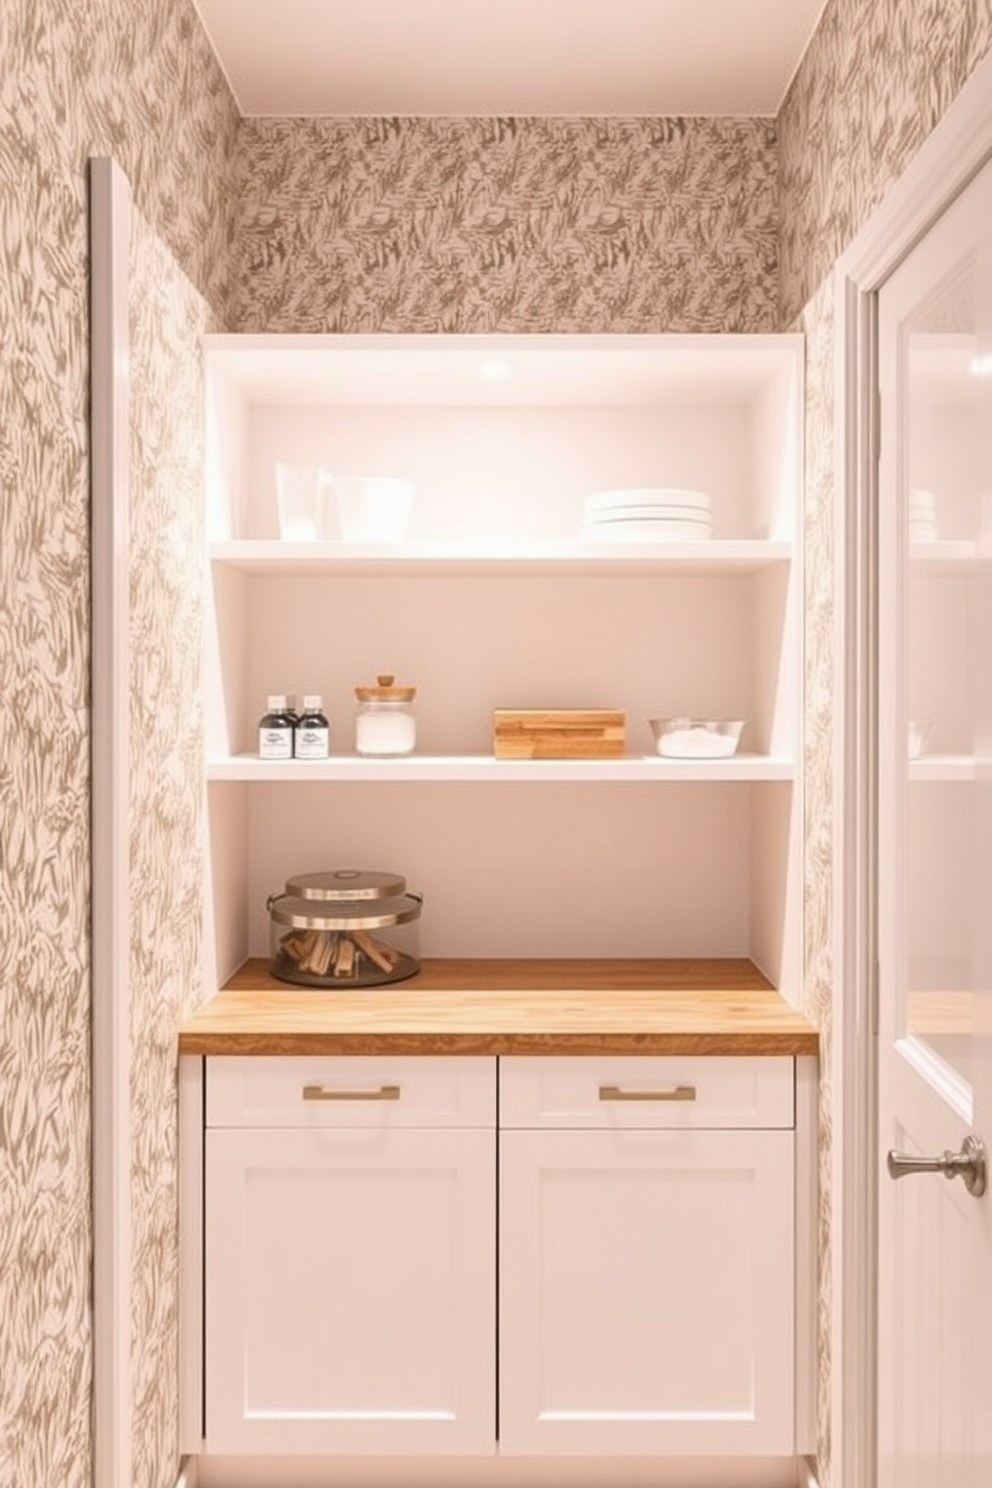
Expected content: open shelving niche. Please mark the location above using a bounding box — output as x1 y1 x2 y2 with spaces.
202 332 805 1005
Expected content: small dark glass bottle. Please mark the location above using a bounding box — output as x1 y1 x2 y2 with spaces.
295 694 330 760
258 694 295 760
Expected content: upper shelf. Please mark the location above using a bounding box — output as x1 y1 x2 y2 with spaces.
204 332 804 409
205 331 804 548
209 538 792 576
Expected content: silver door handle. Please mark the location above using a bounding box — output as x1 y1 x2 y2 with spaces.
886 1133 987 1197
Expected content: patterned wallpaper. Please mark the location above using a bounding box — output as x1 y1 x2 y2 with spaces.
0 9 92 1482
128 210 210 1488
82 0 242 324
0 2 235 1486
234 115 779 333
797 276 837 1487
778 0 992 327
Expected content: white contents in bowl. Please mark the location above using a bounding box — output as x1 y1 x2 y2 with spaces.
655 724 742 759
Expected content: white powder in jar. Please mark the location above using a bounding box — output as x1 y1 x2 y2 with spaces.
355 707 416 756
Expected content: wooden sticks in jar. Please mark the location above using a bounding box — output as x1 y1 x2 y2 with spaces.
278 926 401 980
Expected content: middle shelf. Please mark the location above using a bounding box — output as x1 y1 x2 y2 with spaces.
207 752 796 782
207 564 797 760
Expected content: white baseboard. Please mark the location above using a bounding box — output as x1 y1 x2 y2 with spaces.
192 1453 804 1488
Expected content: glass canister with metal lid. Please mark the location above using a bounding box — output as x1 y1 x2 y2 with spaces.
268 868 422 987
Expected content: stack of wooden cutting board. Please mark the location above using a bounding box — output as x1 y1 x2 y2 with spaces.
493 709 626 759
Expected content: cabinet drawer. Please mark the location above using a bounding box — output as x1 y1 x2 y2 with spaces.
499 1055 794 1129
206 1055 496 1128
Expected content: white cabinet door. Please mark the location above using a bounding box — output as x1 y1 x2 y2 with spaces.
204 1125 496 1454
498 1127 794 1456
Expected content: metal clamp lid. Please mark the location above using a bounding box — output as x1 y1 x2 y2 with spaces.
268 891 422 931
283 868 407 902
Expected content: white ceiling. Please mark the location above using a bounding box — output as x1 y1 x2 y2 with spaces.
192 0 830 118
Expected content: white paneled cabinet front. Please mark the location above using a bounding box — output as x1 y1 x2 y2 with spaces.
498 1129 794 1455
498 1056 795 1456
197 1053 800 1464
203 1056 497 1455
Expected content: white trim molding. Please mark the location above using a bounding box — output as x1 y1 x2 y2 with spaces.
174 1455 200 1488
831 42 992 1488
89 155 133 1488
179 1057 205 1455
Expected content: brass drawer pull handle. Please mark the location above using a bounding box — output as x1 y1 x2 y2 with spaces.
302 1083 401 1102
598 1083 697 1103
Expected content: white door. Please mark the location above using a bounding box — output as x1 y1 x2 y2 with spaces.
498 1126 794 1456
877 158 992 1488
204 1124 496 1455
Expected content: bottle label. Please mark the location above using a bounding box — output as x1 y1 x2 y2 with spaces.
259 726 293 760
295 725 330 760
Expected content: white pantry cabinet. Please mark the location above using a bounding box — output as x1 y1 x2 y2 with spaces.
190 1053 812 1474
202 333 804 998
202 1056 497 1455
498 1056 795 1456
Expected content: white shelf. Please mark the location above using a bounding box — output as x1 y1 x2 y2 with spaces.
207 752 795 783
209 538 791 576
908 754 978 781
204 331 802 408
203 331 804 990
909 540 977 567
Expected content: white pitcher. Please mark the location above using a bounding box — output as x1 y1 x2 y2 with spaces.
330 475 415 542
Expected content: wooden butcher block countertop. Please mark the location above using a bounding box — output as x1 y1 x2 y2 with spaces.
179 958 819 1057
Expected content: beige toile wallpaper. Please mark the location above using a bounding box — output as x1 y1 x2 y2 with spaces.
795 273 837 1484
128 208 212 1488
234 115 779 333
2 0 992 1484
778 0 992 327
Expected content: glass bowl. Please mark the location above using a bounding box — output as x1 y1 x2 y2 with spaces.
649 718 745 759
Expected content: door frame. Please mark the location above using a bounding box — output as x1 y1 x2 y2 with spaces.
832 45 992 1488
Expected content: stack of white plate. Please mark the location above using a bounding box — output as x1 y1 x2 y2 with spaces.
909 488 938 543
581 487 712 542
